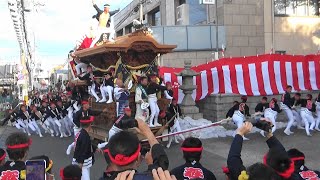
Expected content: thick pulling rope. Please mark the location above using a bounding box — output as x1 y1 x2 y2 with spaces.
142 118 231 142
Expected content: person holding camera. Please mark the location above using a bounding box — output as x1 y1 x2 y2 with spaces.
227 121 294 180
101 119 169 180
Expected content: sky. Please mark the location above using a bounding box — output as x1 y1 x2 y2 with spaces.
0 0 132 69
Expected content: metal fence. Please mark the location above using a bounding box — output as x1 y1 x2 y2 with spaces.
151 25 226 51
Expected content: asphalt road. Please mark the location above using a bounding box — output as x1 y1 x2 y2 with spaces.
0 125 320 179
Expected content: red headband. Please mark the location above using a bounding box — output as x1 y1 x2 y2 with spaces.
291 157 305 161
104 144 141 166
7 139 32 149
0 153 6 161
222 166 230 174
80 116 94 124
181 147 203 152
263 154 294 179
82 101 89 105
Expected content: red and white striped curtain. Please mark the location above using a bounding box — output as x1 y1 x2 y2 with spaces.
159 54 320 103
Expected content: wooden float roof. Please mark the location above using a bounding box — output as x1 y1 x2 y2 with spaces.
74 30 177 58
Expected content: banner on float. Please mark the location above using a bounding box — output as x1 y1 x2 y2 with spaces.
159 54 320 103
69 60 77 79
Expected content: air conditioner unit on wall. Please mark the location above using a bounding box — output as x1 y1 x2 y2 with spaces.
176 4 189 25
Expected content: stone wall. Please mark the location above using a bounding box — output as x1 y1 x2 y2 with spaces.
197 91 320 121
222 0 265 57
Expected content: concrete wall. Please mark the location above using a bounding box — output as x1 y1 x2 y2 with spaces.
198 91 320 121
273 17 320 55
161 51 214 67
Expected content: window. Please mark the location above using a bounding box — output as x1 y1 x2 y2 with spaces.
151 7 161 26
274 0 320 16
186 0 207 25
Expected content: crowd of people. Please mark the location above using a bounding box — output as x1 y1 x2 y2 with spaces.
0 118 319 180
226 85 320 139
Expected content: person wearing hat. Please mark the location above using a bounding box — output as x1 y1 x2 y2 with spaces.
0 132 31 180
147 74 167 127
99 72 114 103
113 78 130 116
287 148 320 180
228 96 251 140
135 76 150 122
300 94 316 137
72 116 96 180
259 98 282 137
170 137 216 180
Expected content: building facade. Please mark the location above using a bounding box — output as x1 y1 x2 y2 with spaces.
114 0 320 67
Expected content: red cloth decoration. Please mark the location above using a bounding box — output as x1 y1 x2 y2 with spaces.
82 101 89 105
263 154 294 179
0 153 6 161
104 144 141 166
78 37 93 50
181 147 203 152
7 139 32 149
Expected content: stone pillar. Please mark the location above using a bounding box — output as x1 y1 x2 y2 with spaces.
176 60 203 119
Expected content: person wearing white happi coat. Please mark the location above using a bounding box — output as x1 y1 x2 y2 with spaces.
300 94 316 137
135 76 149 122
146 75 167 127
